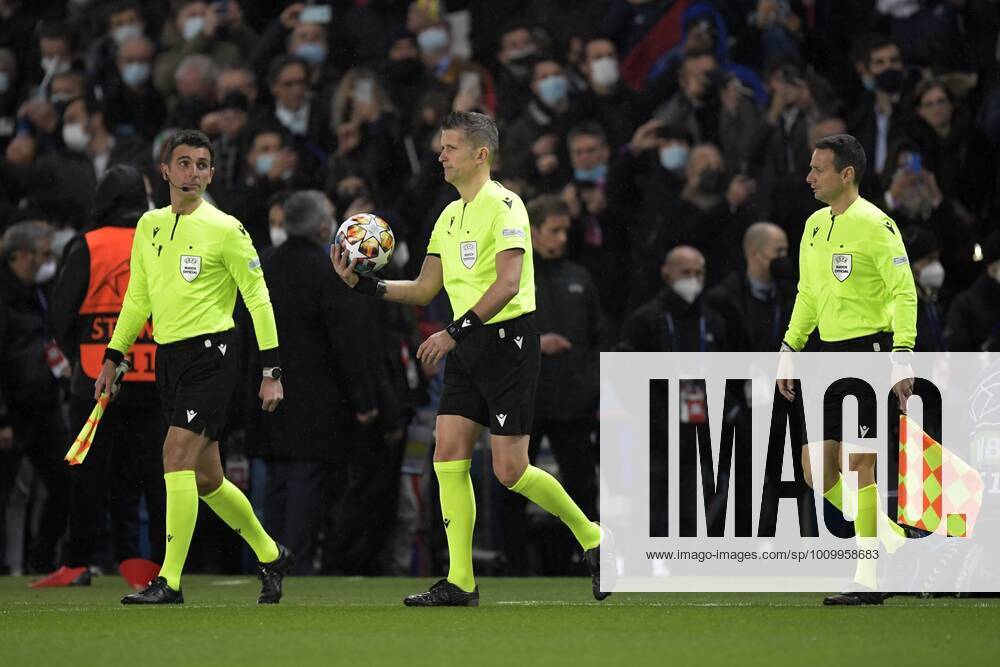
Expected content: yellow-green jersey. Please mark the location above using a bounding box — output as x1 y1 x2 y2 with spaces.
784 196 917 351
108 200 278 355
426 180 535 324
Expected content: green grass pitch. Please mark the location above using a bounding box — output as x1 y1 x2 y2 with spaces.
2 576 999 666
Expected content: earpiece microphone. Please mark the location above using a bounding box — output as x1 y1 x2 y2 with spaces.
164 176 193 192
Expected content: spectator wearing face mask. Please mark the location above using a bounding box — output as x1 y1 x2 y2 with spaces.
220 124 305 249
84 1 148 90
414 20 496 114
905 228 948 352
494 23 540 125
629 142 755 313
153 0 258 103
705 221 796 352
100 35 166 142
61 95 150 184
504 57 575 185
617 245 728 352
846 35 917 196
0 221 72 575
944 230 1000 352
653 50 764 175
571 36 640 149
33 22 77 95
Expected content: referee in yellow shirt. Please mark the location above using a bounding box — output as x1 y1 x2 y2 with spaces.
96 130 291 605
332 112 611 606
777 133 917 605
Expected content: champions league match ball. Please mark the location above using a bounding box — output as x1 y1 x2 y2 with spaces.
335 213 395 275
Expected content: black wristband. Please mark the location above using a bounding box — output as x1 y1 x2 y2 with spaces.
103 347 125 365
446 309 483 343
260 347 281 368
352 275 386 298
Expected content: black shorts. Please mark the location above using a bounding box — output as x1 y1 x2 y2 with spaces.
819 332 893 442
438 313 540 436
154 329 238 440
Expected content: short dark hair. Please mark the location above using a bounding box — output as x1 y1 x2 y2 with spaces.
526 194 570 228
441 111 499 164
567 122 607 147
865 34 898 67
814 133 866 185
160 129 215 166
267 54 308 86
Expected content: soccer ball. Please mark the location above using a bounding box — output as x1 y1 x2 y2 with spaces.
334 213 395 275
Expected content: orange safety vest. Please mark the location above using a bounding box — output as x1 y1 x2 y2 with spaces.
78 227 156 381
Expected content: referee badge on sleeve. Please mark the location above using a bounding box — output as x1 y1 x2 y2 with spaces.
180 255 202 282
832 253 852 282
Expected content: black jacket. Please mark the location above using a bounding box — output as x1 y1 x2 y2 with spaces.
945 274 1000 351
617 288 728 352
0 264 60 417
704 271 795 352
533 255 603 419
247 237 378 463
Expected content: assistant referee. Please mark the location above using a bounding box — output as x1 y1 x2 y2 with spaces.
96 130 292 605
777 133 917 606
332 111 611 606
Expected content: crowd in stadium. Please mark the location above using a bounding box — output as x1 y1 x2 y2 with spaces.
1 0 999 580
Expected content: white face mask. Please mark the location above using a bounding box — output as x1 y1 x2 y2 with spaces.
41 56 70 76
112 22 143 46
917 260 945 290
269 226 288 247
182 16 205 41
589 56 619 88
35 259 57 284
62 121 91 152
672 276 703 304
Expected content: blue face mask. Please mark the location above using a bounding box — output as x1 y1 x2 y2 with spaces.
121 62 150 87
294 42 327 65
417 27 449 53
0 72 9 94
574 164 607 183
659 144 689 171
537 75 568 107
255 153 274 176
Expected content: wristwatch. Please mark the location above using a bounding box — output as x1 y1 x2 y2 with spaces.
262 366 283 380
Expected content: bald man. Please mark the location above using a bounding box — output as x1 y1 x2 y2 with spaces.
705 222 796 351
617 246 728 352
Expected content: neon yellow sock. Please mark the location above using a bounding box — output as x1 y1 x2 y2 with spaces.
510 465 601 551
435 460 476 592
855 483 879 538
200 478 279 563
823 475 844 512
160 471 198 590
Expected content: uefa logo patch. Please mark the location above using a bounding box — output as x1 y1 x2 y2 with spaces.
180 255 202 282
832 253 852 282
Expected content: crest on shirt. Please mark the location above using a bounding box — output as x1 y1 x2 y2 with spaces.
460 241 477 269
180 255 202 282
832 253 852 282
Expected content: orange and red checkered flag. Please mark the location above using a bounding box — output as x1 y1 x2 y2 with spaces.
64 359 130 466
898 415 984 537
